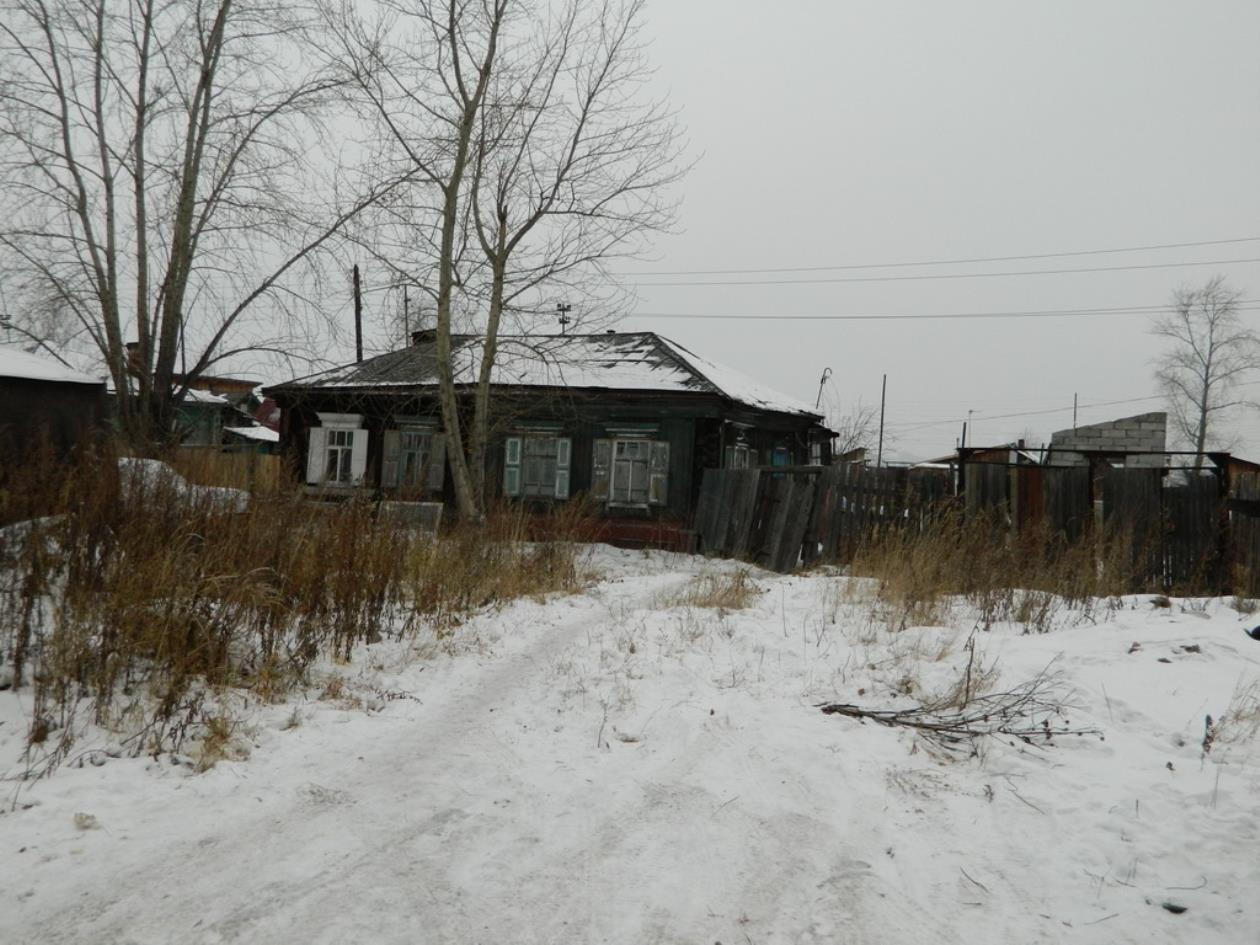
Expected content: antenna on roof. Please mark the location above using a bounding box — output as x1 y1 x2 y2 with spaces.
557 302 572 335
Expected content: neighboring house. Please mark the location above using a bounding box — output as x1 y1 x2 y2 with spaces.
265 331 834 536
1044 412 1167 468
913 441 1041 470
174 388 236 447
0 345 106 459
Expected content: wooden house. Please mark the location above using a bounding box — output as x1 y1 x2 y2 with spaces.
265 331 834 544
0 345 106 460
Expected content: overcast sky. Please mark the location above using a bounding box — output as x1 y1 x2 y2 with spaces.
610 0 1260 460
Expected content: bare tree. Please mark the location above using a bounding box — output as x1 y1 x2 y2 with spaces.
1152 276 1258 463
463 0 685 498
0 0 400 445
823 394 883 462
334 0 685 520
329 0 509 519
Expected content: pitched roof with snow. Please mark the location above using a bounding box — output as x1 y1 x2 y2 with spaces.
269 332 822 419
0 345 104 386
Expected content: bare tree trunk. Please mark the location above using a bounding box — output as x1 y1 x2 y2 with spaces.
428 0 507 523
470 253 508 500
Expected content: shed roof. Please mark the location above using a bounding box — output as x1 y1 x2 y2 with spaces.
0 345 104 386
224 425 279 443
269 331 822 419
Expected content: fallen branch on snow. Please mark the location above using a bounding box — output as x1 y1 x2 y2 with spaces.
817 665 1102 751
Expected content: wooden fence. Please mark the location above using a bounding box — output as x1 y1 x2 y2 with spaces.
171 447 281 494
694 465 951 574
693 459 1256 594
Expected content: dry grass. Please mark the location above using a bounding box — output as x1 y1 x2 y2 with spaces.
1215 678 1260 745
840 509 1139 634
661 569 761 611
0 447 589 767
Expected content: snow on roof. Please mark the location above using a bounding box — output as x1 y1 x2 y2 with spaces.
270 332 822 419
182 387 230 405
655 336 819 418
224 425 279 443
0 345 104 386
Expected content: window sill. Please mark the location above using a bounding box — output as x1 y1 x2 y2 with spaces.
303 482 363 494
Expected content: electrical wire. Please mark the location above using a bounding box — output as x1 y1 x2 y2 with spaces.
886 394 1166 434
627 301 1260 322
630 257 1260 288
620 236 1260 277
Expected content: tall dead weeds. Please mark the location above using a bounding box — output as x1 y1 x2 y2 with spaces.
841 508 1138 634
0 449 588 767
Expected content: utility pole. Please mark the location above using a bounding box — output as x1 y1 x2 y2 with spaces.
556 302 572 334
876 373 887 468
814 367 832 409
1073 392 1078 429
966 409 974 447
403 286 410 342
352 264 364 363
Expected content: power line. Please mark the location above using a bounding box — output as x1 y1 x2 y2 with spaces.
630 257 1260 288
890 376 1260 437
887 394 1166 435
621 236 1260 277
628 301 1260 322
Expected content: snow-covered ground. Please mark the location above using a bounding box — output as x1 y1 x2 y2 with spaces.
2 547 1258 944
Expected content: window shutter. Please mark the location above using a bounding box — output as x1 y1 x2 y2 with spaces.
427 433 446 491
503 436 522 497
350 429 369 485
381 430 401 488
305 427 327 485
554 437 571 499
649 440 669 505
591 438 612 501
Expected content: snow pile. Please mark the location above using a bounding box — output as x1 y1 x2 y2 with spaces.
1 548 1258 944
117 457 248 512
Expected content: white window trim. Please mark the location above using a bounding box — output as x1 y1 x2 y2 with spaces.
307 412 367 488
316 412 363 430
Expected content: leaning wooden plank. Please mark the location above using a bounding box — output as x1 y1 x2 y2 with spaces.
729 469 762 559
775 475 818 572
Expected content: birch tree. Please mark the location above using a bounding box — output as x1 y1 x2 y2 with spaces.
0 0 398 445
329 0 509 519
464 0 685 497
334 0 685 520
1152 276 1258 463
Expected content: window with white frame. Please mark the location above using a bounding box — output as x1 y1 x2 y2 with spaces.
305 413 367 487
592 437 668 506
503 434 570 499
325 429 355 483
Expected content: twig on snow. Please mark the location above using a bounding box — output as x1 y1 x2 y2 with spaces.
1083 913 1120 926
959 867 990 893
1166 876 1207 891
817 662 1101 752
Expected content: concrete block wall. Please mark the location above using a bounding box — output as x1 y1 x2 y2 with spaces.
1047 412 1166 467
